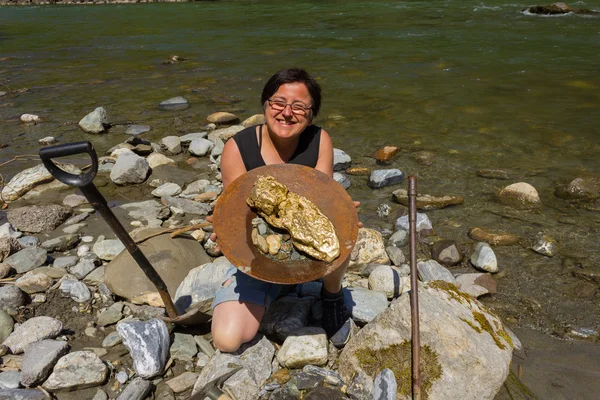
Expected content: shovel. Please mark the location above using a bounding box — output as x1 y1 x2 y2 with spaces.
39 141 206 325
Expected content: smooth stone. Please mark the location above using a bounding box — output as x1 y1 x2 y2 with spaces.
431 240 463 266
15 271 53 294
498 182 542 209
277 327 328 369
151 183 181 198
158 96 188 111
3 316 63 354
4 247 47 274
92 389 109 400
1 165 77 204
0 389 47 400
64 212 90 226
165 372 198 393
471 242 498 273
368 265 409 299
110 152 150 185
0 263 11 279
179 132 208 143
388 229 409 247
97 302 124 327
0 371 21 389
147 153 176 169
349 228 390 268
395 213 433 234
0 286 26 314
344 287 389 325
207 111 239 124
79 107 108 134
83 266 105 286
62 223 86 234
69 259 97 280
116 377 153 400
372 368 397 400
392 189 464 210
41 234 79 252
42 351 108 392
333 148 352 171
0 311 14 343
20 339 70 387
208 125 244 142
59 279 91 303
189 138 214 157
115 371 128 384
368 169 404 189
126 125 151 136
241 114 265 127
102 331 122 348
417 260 457 284
158 136 181 155
333 172 351 189
93 239 125 261
17 236 39 248
62 194 88 208
117 319 170 378
372 146 399 164
468 227 519 246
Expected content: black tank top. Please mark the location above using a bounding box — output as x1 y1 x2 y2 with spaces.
232 124 322 172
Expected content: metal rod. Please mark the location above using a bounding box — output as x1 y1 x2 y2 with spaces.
79 184 180 319
408 175 421 400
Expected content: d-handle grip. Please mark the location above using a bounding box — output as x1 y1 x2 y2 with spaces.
39 141 99 187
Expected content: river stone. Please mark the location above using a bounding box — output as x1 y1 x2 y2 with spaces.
0 388 47 400
339 282 512 400
277 327 328 369
561 177 600 200
372 146 399 164
333 148 352 171
42 351 107 392
191 353 244 396
498 182 542 209
20 339 69 387
15 271 53 294
531 233 558 257
179 132 208 144
8 204 71 233
79 107 108 134
368 265 409 299
151 183 181 198
0 236 21 263
102 331 122 348
3 316 63 354
395 212 433 234
17 236 38 248
237 335 275 387
189 138 214 157
117 319 170 378
1 163 79 203
170 333 197 361
119 200 168 227
368 169 404 189
41 234 80 252
385 246 405 266
158 96 188 111
126 125 151 136
165 372 198 394
147 153 176 169
471 242 498 273
210 125 245 142
161 196 211 215
242 114 265 127
97 302 124 327
468 227 519 246
181 179 211 196
388 229 409 248
412 150 435 165
174 260 230 314
392 189 464 210
207 112 239 124
259 296 314 342
0 286 26 314
0 263 11 279
92 239 125 261
349 228 390 269
158 136 181 155
69 258 97 280
62 223 86 234
62 194 87 208
456 273 497 295
105 229 211 303
333 172 351 189
477 169 510 180
60 279 91 303
64 211 90 226
344 287 389 325
431 240 463 266
417 260 457 284
115 377 152 400
4 247 47 274
0 311 13 343
110 152 150 185
0 371 21 389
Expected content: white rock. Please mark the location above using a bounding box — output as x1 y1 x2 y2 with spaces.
42 351 108 391
93 239 125 261
276 327 328 369
20 114 40 124
368 265 410 299
189 138 214 157
3 316 63 354
78 107 108 134
471 242 498 273
147 153 176 169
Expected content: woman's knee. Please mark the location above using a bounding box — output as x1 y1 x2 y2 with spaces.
212 325 249 353
211 302 264 352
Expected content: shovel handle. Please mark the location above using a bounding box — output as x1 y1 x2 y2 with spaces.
39 141 98 187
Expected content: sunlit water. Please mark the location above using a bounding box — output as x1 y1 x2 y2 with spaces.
1 1 599 336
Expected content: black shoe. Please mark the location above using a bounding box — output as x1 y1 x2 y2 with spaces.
321 287 350 338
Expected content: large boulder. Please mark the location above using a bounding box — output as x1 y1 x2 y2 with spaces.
338 282 513 400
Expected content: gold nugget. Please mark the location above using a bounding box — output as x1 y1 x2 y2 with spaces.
247 175 340 263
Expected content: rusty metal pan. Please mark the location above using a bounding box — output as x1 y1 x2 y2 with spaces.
213 164 359 285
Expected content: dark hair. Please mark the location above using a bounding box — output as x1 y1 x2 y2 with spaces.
261 68 322 118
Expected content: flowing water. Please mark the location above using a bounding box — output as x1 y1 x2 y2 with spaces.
1 1 599 396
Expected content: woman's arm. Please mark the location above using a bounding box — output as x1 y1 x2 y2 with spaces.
315 129 334 178
220 138 247 189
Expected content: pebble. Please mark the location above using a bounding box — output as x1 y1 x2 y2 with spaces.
158 96 188 111
116 371 129 384
126 125 151 136
15 271 53 294
470 242 498 273
60 279 92 303
395 212 433 234
0 286 26 314
116 377 153 400
38 136 57 145
102 331 122 348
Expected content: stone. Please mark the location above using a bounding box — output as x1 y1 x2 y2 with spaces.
242 114 265 127
395 213 432 235
346 371 374 399
338 282 513 400
158 96 188 111
277 327 328 368
69 258 97 280
222 368 258 400
456 273 497 296
151 183 181 197
191 353 245 396
62 223 86 234
471 242 498 273
498 182 542 209
531 233 558 257
207 112 239 124
179 132 208 144
102 331 122 348
377 203 391 218
39 136 56 145
79 107 109 134
349 228 390 268
42 351 108 391
372 146 399 164
330 318 359 349
0 263 11 279
59 279 91 303
368 265 409 299
0 236 21 263
344 287 389 325
0 311 14 343
117 319 170 378
431 240 463 266
15 271 53 294
560 177 600 200
64 211 90 226
40 234 79 252
372 368 397 400
392 189 464 210
110 152 150 185
237 335 275 387
17 237 39 248
333 149 352 172
368 169 404 189
3 316 63 354
189 138 214 157
8 204 71 233
468 227 519 246
0 286 26 314
161 196 211 215
260 296 314 342
20 339 69 387
165 372 198 393
477 169 510 180
97 302 124 327
93 239 125 261
208 125 244 142
385 246 405 266
170 333 197 361
1 163 77 203
115 377 152 400
0 389 47 400
333 172 351 189
62 194 88 208
388 229 409 248
159 136 181 155
147 153 176 169
0 371 21 388
119 200 167 227
125 125 151 136
194 335 216 357
173 260 230 313
417 260 457 284
413 150 435 165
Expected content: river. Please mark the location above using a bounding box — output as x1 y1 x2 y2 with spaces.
1 1 599 397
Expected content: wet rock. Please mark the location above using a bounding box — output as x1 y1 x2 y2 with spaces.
477 169 510 180
62 194 88 208
20 339 69 387
147 153 176 169
412 150 435 165
3 316 63 354
93 239 125 261
498 182 542 209
165 372 198 393
97 302 124 327
151 182 182 197
15 271 53 294
395 212 433 235
117 319 170 378
339 283 512 400
277 327 328 369
524 2 599 15
417 260 457 284
207 112 239 124
385 246 405 266
392 189 464 210
368 169 404 189
0 311 14 343
349 228 390 268
126 125 151 136
41 234 80 252
333 149 352 171
1 163 77 203
158 96 188 111
559 177 600 200
174 260 230 313
344 287 389 325
468 227 519 246
116 377 152 400
369 265 409 299
59 278 91 303
170 333 197 361
260 296 314 342
79 107 109 134
4 246 47 274
530 233 558 257
431 239 463 266
471 242 498 273
110 152 150 185
333 172 351 189
0 286 26 314
0 388 47 400
8 204 71 233
42 351 108 392
242 114 265 127
372 146 399 164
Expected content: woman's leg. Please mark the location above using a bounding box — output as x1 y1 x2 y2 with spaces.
211 301 265 353
320 259 350 337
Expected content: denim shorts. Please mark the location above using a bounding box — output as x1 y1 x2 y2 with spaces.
212 264 283 309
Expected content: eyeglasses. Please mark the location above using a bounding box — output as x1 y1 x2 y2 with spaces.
267 98 312 115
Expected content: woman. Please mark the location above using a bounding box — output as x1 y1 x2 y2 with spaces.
210 68 352 352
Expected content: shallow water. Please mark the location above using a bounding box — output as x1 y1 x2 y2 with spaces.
1 0 599 388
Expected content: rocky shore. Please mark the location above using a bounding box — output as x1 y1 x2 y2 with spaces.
0 98 598 399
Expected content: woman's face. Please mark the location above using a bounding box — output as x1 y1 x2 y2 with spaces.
264 82 313 141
